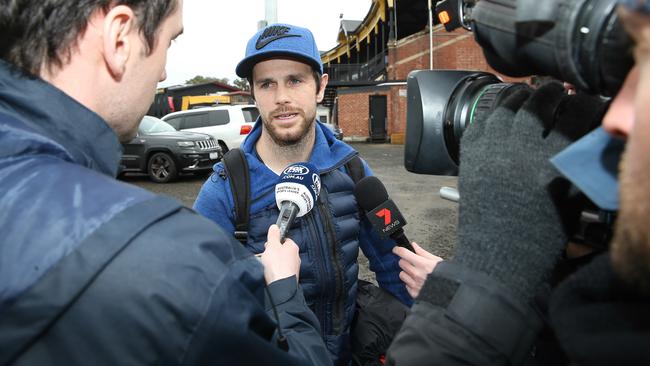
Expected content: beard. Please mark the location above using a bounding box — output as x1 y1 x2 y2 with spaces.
610 145 650 296
262 107 316 147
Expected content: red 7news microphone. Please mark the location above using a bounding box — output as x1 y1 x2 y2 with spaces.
354 176 415 252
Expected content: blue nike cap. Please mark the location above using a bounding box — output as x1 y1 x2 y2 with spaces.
617 0 650 13
236 23 323 78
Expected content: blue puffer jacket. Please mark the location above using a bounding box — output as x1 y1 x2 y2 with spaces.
194 120 412 365
0 60 329 366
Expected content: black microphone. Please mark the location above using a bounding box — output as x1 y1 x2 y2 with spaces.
274 162 321 243
354 176 415 252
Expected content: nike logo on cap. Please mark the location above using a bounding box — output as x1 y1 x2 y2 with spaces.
255 25 301 50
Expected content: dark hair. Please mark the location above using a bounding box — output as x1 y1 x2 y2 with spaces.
0 0 178 75
247 69 322 100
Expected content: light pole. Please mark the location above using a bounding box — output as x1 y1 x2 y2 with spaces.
428 0 434 69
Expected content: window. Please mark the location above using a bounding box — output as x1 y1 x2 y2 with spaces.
319 115 328 124
139 117 176 134
242 107 260 123
165 116 182 130
181 113 210 129
207 110 230 126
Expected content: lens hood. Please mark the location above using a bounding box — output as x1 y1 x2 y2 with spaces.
405 70 501 175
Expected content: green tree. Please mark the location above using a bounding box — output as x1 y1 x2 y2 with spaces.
185 75 230 85
233 78 250 91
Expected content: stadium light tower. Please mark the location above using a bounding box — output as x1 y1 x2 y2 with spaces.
258 0 278 29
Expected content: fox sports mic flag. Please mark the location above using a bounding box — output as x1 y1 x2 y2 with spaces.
275 162 320 217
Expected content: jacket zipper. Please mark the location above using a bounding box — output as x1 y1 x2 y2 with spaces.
317 188 345 335
305 211 329 336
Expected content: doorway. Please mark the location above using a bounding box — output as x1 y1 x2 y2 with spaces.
369 95 387 142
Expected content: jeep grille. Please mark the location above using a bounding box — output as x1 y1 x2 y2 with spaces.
196 139 218 150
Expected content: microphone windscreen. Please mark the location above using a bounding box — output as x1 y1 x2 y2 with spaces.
275 162 321 217
354 176 389 211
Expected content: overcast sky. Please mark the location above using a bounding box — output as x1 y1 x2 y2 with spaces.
160 0 373 88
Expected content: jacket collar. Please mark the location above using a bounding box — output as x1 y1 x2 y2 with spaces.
241 117 356 173
0 60 122 177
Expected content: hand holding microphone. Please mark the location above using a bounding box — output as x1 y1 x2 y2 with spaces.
261 225 301 284
354 176 443 297
274 162 321 243
393 243 442 298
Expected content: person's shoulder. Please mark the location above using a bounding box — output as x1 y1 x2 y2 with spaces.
112 205 263 312
56 158 155 198
134 205 253 264
62 207 265 362
342 151 373 176
98 206 261 310
222 148 275 193
194 162 237 212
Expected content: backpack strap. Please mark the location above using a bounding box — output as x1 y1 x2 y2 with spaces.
222 148 250 244
0 196 184 365
345 155 366 185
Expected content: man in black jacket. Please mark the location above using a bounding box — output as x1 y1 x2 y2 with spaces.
387 1 650 365
0 1 329 364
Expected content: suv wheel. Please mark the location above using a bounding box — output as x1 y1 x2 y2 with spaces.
218 141 229 153
147 152 177 183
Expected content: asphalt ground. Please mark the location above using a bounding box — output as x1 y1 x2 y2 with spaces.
120 142 459 282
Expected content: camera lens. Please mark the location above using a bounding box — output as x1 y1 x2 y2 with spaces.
405 0 632 178
443 78 530 167
471 0 633 96
405 70 527 176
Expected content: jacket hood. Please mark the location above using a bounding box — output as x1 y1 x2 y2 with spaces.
241 117 356 173
0 60 121 177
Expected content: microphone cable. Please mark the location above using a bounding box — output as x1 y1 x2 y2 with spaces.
265 285 289 351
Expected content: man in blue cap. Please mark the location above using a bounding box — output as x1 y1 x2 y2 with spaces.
194 23 418 365
387 1 650 365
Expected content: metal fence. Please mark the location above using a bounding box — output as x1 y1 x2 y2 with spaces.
324 50 387 83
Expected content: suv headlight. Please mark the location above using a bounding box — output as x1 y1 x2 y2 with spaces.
176 141 195 147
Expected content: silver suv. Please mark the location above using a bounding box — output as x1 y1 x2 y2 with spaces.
162 105 259 152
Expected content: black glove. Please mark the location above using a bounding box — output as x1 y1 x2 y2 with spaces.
452 81 607 300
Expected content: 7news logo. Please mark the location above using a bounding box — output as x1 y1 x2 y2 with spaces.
375 208 392 226
367 199 406 237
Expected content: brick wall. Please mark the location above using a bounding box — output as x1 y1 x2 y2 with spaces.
339 26 526 142
339 92 372 140
389 86 407 135
388 27 505 80
338 86 408 142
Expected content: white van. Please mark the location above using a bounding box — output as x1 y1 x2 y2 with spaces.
162 105 259 151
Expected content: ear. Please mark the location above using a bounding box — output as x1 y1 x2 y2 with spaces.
102 5 136 80
316 73 329 103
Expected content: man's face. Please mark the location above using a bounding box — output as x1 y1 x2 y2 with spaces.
251 59 327 146
116 0 184 141
602 8 650 294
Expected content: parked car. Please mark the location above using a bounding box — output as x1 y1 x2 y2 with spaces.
120 116 222 183
161 105 259 152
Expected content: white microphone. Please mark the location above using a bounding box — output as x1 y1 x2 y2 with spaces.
275 162 321 243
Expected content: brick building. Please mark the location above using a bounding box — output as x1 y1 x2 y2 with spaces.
320 0 521 143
